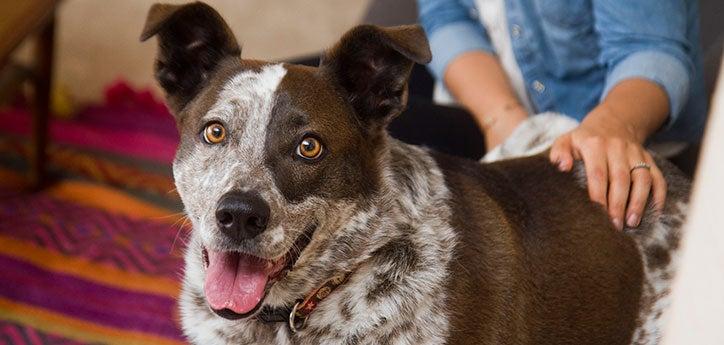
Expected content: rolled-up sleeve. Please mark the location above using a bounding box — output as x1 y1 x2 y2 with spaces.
417 0 494 81
594 0 694 128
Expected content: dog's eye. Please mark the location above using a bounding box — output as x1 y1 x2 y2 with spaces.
296 137 323 160
203 122 226 144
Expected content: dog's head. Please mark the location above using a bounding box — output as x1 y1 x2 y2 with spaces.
141 2 430 320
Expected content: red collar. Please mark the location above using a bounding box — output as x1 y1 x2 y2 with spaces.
256 272 350 332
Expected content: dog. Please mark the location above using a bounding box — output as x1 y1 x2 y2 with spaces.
141 3 690 344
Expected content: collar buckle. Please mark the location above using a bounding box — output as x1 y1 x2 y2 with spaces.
288 300 307 333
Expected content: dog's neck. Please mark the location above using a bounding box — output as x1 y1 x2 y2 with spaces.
267 138 455 335
273 138 457 341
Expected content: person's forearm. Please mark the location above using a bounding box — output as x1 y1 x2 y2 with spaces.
583 78 669 143
444 51 527 149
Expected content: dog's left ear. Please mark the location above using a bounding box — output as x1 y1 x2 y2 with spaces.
320 24 431 127
140 2 240 114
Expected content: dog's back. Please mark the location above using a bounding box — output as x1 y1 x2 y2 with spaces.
433 152 688 345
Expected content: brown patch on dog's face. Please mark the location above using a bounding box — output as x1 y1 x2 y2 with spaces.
264 64 381 203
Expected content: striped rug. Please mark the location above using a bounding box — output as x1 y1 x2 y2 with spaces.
0 109 193 345
0 168 189 345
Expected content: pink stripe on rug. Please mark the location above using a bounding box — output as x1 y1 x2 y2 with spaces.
0 109 177 164
0 254 182 339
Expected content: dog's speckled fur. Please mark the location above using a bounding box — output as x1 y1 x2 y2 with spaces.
142 3 690 344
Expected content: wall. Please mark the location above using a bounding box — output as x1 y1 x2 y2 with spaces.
663 54 724 344
18 0 370 103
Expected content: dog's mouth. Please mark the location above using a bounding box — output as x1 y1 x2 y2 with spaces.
201 224 316 320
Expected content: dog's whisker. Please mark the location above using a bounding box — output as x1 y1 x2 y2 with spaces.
170 216 191 254
152 211 187 222
167 213 190 232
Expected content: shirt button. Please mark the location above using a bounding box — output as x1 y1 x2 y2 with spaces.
532 80 546 93
511 24 522 38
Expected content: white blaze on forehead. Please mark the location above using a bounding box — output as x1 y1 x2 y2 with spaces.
180 63 288 244
206 63 287 162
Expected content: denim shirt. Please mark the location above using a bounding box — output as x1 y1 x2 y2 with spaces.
417 0 708 143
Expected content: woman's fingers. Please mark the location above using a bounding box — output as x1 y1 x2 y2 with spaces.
553 124 668 231
550 134 574 171
606 140 630 230
645 153 667 211
578 137 608 208
624 147 653 228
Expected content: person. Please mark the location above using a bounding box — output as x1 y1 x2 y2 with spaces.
416 0 708 230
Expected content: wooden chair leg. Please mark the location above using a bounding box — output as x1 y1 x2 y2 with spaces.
30 14 55 189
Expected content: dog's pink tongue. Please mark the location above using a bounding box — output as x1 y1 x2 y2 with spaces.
204 250 270 315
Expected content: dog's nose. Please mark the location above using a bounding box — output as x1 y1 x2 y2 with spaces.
215 191 270 241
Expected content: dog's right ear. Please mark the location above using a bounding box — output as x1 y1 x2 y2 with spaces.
320 25 431 130
141 2 240 113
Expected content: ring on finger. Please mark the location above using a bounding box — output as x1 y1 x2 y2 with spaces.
630 161 651 173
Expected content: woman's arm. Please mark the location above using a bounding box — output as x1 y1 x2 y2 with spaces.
550 0 693 230
417 0 527 149
444 51 528 149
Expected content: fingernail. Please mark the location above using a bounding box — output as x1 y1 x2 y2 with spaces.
558 161 567 171
612 218 623 231
627 214 640 228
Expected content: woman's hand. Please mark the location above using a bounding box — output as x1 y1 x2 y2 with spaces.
549 102 667 231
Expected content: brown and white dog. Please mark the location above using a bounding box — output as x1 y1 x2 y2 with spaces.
141 3 690 344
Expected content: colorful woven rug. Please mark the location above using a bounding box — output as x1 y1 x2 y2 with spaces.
0 170 188 344
0 89 191 344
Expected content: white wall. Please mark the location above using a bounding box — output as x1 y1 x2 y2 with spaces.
663 53 724 344
17 0 369 103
